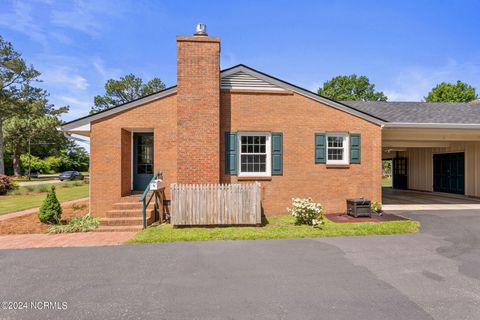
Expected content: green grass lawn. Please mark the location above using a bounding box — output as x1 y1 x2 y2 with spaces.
0 182 89 215
127 215 419 244
382 176 392 187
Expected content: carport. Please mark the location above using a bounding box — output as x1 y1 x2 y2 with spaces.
342 101 480 201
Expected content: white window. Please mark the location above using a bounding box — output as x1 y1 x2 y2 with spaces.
326 133 349 165
238 132 271 177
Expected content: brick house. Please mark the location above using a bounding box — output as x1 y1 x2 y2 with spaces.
62 25 480 229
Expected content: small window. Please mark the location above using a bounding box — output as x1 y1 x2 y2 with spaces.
326 133 349 165
238 133 271 177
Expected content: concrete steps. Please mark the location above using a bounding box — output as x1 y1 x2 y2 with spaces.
100 216 154 226
96 194 157 232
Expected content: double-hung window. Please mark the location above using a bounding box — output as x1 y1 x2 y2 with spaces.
326 133 349 165
238 133 271 177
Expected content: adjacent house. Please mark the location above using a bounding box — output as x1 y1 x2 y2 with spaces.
62 25 480 229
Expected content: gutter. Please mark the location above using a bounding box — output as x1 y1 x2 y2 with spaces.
384 122 480 129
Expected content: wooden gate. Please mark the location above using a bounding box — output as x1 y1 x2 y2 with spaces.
170 183 262 226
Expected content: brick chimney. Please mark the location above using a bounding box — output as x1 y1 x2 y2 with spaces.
176 24 221 183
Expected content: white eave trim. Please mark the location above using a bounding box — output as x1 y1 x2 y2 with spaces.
61 86 177 132
384 122 480 129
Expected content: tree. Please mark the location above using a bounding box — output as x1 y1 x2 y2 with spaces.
58 142 89 172
91 74 166 113
0 35 40 174
38 185 62 224
3 86 68 176
424 81 478 102
318 74 387 101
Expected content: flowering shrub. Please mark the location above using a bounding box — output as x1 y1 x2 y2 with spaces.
0 175 15 195
287 198 325 226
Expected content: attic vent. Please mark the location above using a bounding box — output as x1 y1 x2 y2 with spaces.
221 71 285 91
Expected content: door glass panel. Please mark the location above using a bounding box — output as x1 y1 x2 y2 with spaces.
136 135 153 174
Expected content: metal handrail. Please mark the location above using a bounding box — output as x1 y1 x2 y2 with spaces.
139 171 161 228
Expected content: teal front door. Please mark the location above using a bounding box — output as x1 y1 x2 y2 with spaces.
133 133 154 191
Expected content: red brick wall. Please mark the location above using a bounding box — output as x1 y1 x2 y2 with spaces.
120 129 131 196
220 90 382 214
176 35 221 183
90 89 381 217
90 94 177 217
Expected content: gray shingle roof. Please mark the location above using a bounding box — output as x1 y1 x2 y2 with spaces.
340 101 480 124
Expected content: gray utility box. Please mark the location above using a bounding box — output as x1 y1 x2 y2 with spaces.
346 198 372 218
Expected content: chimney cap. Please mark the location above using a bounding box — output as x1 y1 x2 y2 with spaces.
194 23 208 36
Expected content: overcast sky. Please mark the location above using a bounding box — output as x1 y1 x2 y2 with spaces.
1 0 479 124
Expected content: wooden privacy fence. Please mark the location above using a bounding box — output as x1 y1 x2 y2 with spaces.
170 183 262 226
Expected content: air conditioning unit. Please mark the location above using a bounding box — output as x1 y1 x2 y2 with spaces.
346 198 372 218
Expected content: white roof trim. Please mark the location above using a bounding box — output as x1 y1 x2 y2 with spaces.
67 123 90 132
61 86 177 132
384 122 480 129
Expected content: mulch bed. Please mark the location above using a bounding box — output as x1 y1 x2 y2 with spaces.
326 212 409 223
0 199 89 235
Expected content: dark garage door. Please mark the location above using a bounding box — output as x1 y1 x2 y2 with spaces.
433 152 465 194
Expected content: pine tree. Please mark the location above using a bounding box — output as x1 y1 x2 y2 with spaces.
38 185 62 224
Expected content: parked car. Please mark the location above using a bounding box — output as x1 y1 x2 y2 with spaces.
59 171 84 181
26 170 39 179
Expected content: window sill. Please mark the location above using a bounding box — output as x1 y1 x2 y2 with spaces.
237 176 273 181
326 164 350 169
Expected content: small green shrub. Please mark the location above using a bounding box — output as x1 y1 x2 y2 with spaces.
71 181 83 187
38 186 62 224
25 185 36 192
371 202 382 212
48 215 99 234
287 197 325 226
0 175 16 195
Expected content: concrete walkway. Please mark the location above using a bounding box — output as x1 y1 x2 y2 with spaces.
17 179 61 186
0 232 136 249
383 188 480 211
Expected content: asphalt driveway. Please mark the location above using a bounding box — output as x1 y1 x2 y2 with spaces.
1 209 479 319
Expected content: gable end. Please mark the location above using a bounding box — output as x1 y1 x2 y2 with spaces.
221 71 285 91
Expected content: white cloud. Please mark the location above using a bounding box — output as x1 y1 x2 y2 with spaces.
50 0 128 37
57 95 90 109
92 58 121 81
0 0 129 46
307 81 324 93
382 59 480 101
40 67 89 90
0 1 47 45
55 95 92 119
